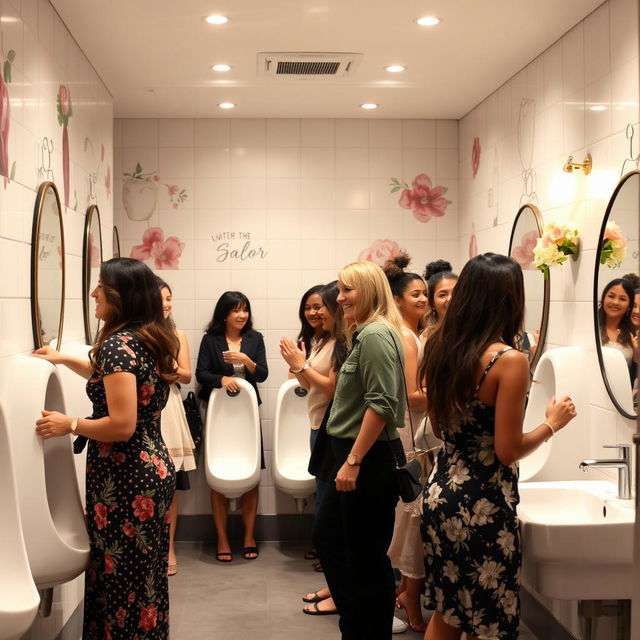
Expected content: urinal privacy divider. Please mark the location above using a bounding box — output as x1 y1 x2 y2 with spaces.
31 182 65 351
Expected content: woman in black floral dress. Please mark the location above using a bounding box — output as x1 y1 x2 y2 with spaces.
34 258 179 640
419 254 576 640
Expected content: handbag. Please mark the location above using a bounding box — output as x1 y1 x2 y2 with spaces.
182 390 203 452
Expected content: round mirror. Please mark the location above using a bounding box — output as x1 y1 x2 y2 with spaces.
30 182 65 350
508 203 549 372
594 170 639 420
112 226 121 258
83 205 103 344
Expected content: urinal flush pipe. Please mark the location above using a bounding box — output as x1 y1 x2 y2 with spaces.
295 498 307 514
37 588 53 618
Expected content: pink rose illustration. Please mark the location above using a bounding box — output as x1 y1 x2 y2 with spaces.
358 239 403 266
131 227 185 269
472 137 481 179
97 442 112 458
138 384 155 406
94 502 108 530
132 495 155 521
511 229 538 270
104 554 113 575
398 174 452 223
140 451 150 463
139 605 158 632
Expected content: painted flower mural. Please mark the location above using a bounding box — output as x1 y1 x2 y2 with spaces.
57 84 73 210
472 137 481 179
511 229 538 271
0 50 16 187
390 173 452 223
131 227 185 270
358 239 404 266
122 163 188 221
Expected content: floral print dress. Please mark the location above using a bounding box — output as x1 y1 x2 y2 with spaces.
83 332 175 640
422 347 521 640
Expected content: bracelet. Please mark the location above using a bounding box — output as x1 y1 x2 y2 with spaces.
290 363 310 374
542 421 555 442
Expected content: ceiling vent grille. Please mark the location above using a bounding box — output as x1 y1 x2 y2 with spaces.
258 53 362 79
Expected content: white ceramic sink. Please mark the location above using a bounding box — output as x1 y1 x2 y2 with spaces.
518 480 634 600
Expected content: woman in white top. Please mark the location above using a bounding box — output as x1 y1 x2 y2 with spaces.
383 254 430 631
158 280 196 576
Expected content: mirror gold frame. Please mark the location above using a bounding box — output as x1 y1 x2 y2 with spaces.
83 205 103 345
30 181 65 350
508 203 550 373
593 169 639 421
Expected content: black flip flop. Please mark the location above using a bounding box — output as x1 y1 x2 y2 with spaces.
242 546 259 560
302 590 330 604
216 552 233 563
302 602 338 616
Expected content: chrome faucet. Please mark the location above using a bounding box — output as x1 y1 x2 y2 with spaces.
579 444 631 500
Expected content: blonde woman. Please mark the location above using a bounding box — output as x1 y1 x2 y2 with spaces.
313 261 406 640
158 280 196 576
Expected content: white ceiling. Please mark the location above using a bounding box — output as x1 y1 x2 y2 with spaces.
52 0 605 120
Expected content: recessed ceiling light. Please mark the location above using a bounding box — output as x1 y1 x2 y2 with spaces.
218 102 236 109
590 105 606 111
212 64 232 72
416 16 440 26
360 103 379 110
203 15 228 24
385 65 406 73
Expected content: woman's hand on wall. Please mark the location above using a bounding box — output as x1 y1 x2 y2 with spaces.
35 410 72 439
335 461 359 492
220 376 241 392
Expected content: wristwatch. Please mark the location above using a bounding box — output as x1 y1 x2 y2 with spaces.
290 363 310 374
70 417 79 435
346 452 361 466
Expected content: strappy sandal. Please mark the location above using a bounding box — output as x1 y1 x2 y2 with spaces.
168 563 178 576
302 601 338 616
302 590 330 603
242 546 259 560
215 552 233 562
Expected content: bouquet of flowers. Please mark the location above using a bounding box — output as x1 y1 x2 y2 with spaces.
599 221 627 269
533 222 579 279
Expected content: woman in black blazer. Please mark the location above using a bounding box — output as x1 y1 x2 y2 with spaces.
196 291 268 562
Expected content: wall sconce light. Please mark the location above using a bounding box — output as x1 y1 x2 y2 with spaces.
563 153 592 175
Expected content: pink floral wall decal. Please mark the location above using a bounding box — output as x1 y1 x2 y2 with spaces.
105 165 111 199
122 163 188 221
390 173 452 223
358 239 404 266
131 227 185 270
511 229 538 270
0 50 16 188
57 84 72 209
471 137 481 179
469 223 478 259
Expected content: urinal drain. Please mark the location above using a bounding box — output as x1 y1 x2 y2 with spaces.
226 389 240 397
295 387 308 397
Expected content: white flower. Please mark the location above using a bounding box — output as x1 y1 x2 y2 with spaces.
447 459 471 488
426 483 446 509
476 622 501 640
497 527 516 557
470 498 499 526
442 608 462 628
457 586 472 609
442 517 470 545
476 559 504 590
443 560 459 583
500 589 518 617
476 435 495 465
501 481 517 508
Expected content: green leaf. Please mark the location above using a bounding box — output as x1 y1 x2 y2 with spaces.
135 162 143 175
9 161 16 181
390 186 401 193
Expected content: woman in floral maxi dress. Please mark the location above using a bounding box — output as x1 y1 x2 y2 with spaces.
34 258 179 640
419 253 576 640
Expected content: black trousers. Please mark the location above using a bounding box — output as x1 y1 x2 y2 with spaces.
313 436 399 640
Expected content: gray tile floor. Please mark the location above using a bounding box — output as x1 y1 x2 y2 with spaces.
169 541 538 640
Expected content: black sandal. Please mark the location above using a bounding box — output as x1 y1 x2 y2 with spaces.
242 546 259 560
215 552 233 563
302 601 338 616
302 590 330 603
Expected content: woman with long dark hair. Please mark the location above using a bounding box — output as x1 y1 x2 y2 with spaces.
296 284 326 355
34 257 179 640
196 291 268 562
419 253 576 640
423 259 458 339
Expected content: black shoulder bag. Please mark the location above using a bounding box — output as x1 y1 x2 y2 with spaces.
182 390 203 452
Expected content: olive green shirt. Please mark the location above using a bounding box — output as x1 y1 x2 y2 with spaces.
326 321 405 441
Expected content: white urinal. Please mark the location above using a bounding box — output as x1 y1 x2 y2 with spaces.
273 379 316 513
520 346 589 482
601 346 635 417
58 342 93 507
0 400 39 639
0 355 89 588
204 378 261 501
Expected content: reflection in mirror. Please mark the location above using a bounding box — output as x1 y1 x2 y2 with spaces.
112 226 121 258
509 203 549 373
83 206 103 344
594 170 639 419
30 182 65 350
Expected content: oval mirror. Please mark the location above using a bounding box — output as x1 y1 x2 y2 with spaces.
594 169 639 420
83 205 103 344
508 203 549 373
112 226 121 258
30 182 65 350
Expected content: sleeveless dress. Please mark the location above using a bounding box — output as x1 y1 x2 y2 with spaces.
83 332 175 640
421 347 521 640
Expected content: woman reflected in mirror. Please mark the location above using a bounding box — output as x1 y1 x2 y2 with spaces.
598 277 639 384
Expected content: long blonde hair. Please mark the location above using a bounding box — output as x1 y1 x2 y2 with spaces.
339 261 404 347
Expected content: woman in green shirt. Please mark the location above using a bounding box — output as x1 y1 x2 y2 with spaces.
313 261 406 640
